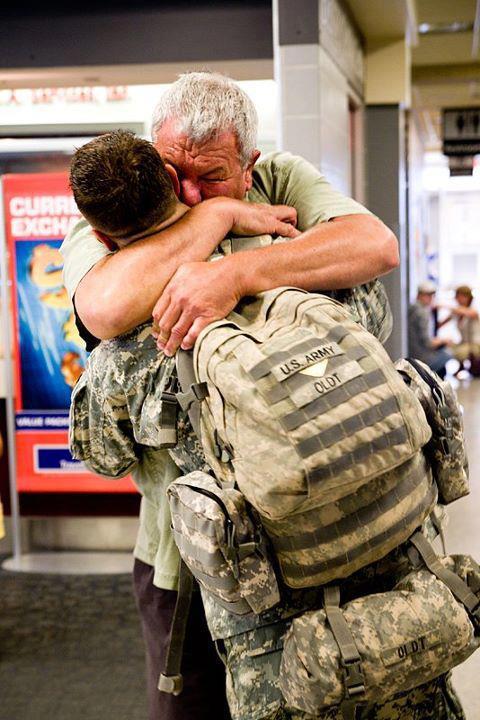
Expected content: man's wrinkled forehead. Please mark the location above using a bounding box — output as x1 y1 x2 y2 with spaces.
154 118 242 165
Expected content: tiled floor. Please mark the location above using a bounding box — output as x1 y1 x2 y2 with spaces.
446 376 480 718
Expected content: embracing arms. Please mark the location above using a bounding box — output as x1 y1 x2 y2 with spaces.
64 154 399 352
153 214 398 355
70 197 298 339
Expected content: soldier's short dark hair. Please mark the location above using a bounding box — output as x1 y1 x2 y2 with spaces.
70 129 176 240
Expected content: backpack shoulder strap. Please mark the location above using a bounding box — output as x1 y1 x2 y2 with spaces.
410 531 480 629
157 560 195 696
175 350 208 442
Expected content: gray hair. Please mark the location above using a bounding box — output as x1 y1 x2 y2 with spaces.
151 72 258 167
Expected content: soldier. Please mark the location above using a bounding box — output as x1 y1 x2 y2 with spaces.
68 128 301 720
67 126 466 718
62 71 398 720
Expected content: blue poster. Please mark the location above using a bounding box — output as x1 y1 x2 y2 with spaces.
15 239 88 410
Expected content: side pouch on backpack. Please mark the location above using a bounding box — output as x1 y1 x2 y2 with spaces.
167 470 280 616
395 358 469 504
279 552 480 717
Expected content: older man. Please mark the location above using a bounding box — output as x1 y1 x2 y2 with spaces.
61 72 398 720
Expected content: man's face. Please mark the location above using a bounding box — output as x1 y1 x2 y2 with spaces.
154 118 259 207
419 292 435 307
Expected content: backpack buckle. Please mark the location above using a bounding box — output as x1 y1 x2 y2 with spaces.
342 658 366 698
158 392 178 448
176 382 209 412
158 673 183 695
439 435 451 455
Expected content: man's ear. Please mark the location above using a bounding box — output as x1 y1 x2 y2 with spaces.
94 230 118 251
165 163 181 198
244 150 261 192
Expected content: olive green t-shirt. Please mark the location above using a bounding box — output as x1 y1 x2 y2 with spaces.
62 151 371 591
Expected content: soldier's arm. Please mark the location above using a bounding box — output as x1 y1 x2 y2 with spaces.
72 198 298 340
69 367 140 479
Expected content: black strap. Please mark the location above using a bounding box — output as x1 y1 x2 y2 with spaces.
158 560 194 695
405 358 455 453
324 586 365 720
73 297 100 352
406 357 441 395
406 357 447 409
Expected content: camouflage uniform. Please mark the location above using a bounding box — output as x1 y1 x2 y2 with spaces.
69 303 465 720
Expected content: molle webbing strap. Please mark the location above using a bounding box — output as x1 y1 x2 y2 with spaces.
170 504 218 537
324 586 365 720
295 396 398 459
172 530 226 571
281 369 387 431
280 484 436 582
307 426 409 485
175 350 208 442
158 391 178 447
180 564 240 592
158 560 194 696
271 466 428 552
248 327 349 381
410 532 480 626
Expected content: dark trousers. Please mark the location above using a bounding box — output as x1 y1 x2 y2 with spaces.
133 558 231 720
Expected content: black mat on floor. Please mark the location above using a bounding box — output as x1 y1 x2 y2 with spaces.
0 560 147 720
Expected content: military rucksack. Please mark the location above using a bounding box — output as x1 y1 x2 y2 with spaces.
169 287 435 599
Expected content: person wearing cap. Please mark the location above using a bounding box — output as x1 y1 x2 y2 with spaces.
408 281 453 379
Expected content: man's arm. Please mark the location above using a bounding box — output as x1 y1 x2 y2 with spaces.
71 197 298 339
153 213 398 355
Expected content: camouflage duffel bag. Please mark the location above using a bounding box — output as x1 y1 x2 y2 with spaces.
279 539 480 719
396 358 469 505
167 470 280 615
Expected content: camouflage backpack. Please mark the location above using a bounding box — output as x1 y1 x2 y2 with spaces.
168 287 435 608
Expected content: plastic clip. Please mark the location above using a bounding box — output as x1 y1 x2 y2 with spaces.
158 673 183 696
342 659 366 698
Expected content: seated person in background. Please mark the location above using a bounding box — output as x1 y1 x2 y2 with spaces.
439 285 480 377
452 285 480 374
408 281 453 379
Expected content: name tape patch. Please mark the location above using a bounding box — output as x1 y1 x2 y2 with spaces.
272 342 344 381
382 632 441 667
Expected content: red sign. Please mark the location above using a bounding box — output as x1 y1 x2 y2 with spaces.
2 173 135 492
